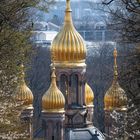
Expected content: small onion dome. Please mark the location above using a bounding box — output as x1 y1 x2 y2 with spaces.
85 83 94 105
104 81 127 111
15 66 33 106
51 0 86 68
42 66 65 112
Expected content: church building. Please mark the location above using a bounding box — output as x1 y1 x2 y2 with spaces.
15 0 128 140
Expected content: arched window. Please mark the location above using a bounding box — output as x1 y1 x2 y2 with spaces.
95 22 106 30
60 74 68 99
70 74 79 105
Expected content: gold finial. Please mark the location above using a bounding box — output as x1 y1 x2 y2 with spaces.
51 64 57 85
51 64 56 77
19 64 25 84
66 0 71 11
65 0 72 23
113 48 117 65
113 48 118 78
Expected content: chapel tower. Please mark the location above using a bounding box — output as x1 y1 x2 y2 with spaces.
15 64 34 139
42 66 65 140
50 0 92 127
34 0 105 139
104 48 127 139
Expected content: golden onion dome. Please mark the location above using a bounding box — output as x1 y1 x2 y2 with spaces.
15 65 33 106
104 48 127 111
85 83 94 105
42 66 65 112
51 0 86 68
104 81 127 110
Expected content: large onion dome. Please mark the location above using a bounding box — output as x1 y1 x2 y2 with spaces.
104 48 127 111
15 65 33 106
51 0 86 68
85 83 94 105
42 66 65 112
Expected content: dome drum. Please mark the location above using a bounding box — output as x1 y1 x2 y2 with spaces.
51 61 86 69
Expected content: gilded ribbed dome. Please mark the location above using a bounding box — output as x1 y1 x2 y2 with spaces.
104 48 127 111
51 0 86 67
15 65 33 106
42 66 65 112
85 83 94 105
104 81 127 110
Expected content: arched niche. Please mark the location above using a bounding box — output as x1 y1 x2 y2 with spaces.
70 74 79 105
59 74 68 99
